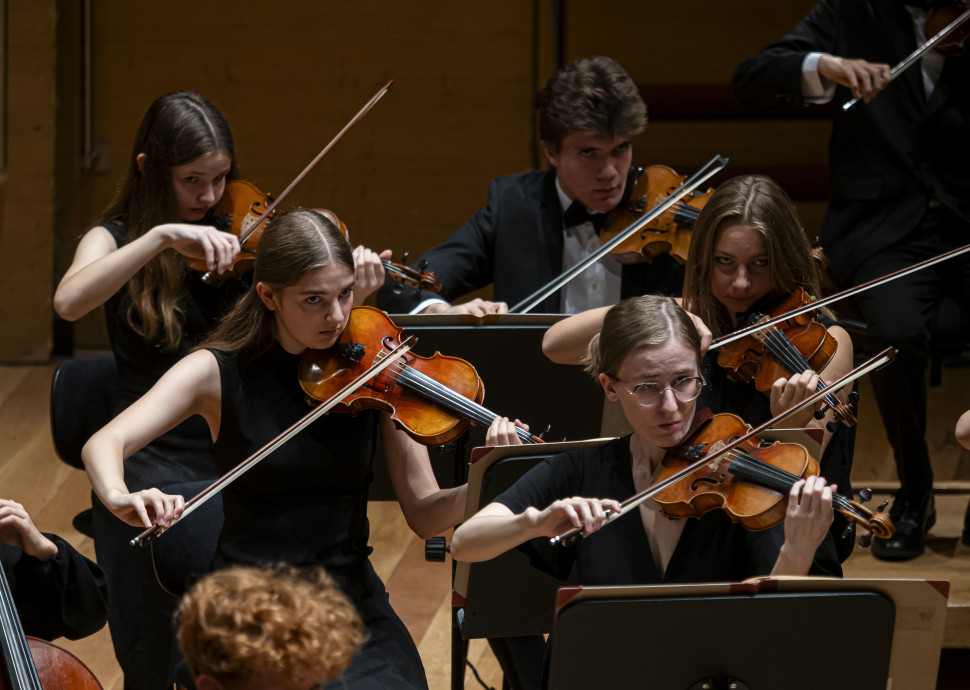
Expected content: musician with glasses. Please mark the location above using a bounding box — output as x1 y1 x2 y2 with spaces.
455 295 835 586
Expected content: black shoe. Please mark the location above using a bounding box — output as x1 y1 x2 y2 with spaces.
872 494 936 561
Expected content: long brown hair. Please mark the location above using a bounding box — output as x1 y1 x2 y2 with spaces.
103 92 238 350
681 175 823 337
583 295 701 380
201 209 353 356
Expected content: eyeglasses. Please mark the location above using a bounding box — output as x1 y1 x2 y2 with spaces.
618 376 705 407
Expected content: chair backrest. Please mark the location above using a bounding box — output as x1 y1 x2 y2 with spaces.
49 354 121 469
453 439 610 639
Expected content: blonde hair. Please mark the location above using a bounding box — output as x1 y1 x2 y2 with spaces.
176 564 365 686
583 295 701 379
682 175 824 337
201 208 353 355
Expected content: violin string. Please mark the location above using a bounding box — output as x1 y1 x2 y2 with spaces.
760 327 842 410
372 355 538 444
713 447 856 515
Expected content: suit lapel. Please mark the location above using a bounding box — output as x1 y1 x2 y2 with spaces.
873 0 926 105
537 169 565 312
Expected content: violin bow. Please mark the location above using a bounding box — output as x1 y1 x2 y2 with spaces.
710 242 970 351
130 336 414 547
202 79 393 281
550 346 896 546
843 7 970 111
509 155 729 314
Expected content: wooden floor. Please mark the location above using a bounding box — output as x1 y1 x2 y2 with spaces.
3 361 969 689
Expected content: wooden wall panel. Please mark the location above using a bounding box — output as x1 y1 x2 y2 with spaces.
0 1 57 362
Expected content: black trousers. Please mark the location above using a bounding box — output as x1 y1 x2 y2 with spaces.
849 206 970 505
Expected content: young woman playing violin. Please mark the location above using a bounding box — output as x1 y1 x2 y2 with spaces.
454 295 834 583
83 208 467 690
54 92 390 690
540 175 855 567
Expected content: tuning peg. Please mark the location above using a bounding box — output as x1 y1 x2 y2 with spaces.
392 284 404 296
537 423 552 441
418 259 429 270
826 421 839 433
841 522 856 539
401 251 410 264
814 407 827 420
858 488 873 503
876 500 889 512
848 390 860 405
859 533 873 548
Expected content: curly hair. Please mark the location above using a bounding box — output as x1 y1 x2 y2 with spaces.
176 564 365 687
538 56 647 153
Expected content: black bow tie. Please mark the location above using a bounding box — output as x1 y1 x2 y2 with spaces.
563 200 605 231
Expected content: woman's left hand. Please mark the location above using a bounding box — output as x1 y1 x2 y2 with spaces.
353 246 391 305
486 416 529 446
774 476 834 575
769 369 820 428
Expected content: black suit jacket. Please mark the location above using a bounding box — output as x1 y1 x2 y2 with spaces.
732 0 970 284
377 169 683 313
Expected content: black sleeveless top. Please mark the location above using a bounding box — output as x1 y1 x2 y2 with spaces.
102 221 249 487
211 343 381 599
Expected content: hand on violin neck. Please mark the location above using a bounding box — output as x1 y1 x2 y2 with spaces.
772 476 835 576
486 417 528 446
421 298 509 317
769 370 821 428
817 55 891 103
352 246 391 305
156 223 241 274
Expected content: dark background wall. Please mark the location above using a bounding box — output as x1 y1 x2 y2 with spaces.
0 0 824 360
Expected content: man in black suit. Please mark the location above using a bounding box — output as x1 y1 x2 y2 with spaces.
732 0 970 560
377 56 683 317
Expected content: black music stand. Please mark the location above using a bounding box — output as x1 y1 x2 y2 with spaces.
548 578 949 690
369 313 605 498
451 439 612 690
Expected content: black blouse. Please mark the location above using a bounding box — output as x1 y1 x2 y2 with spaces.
494 436 789 586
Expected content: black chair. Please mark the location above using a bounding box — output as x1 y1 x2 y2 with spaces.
49 353 121 469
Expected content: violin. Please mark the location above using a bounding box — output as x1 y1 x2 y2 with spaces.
598 164 715 265
926 2 970 57
189 182 441 293
550 347 897 547
713 287 858 428
653 412 890 537
0 560 103 689
133 305 540 546
299 306 540 445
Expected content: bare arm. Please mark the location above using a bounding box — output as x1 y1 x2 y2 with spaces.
54 224 240 321
542 306 610 365
380 415 466 539
451 496 621 563
81 349 222 528
957 410 970 450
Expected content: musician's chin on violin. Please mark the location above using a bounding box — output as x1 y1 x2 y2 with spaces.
453 296 836 578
